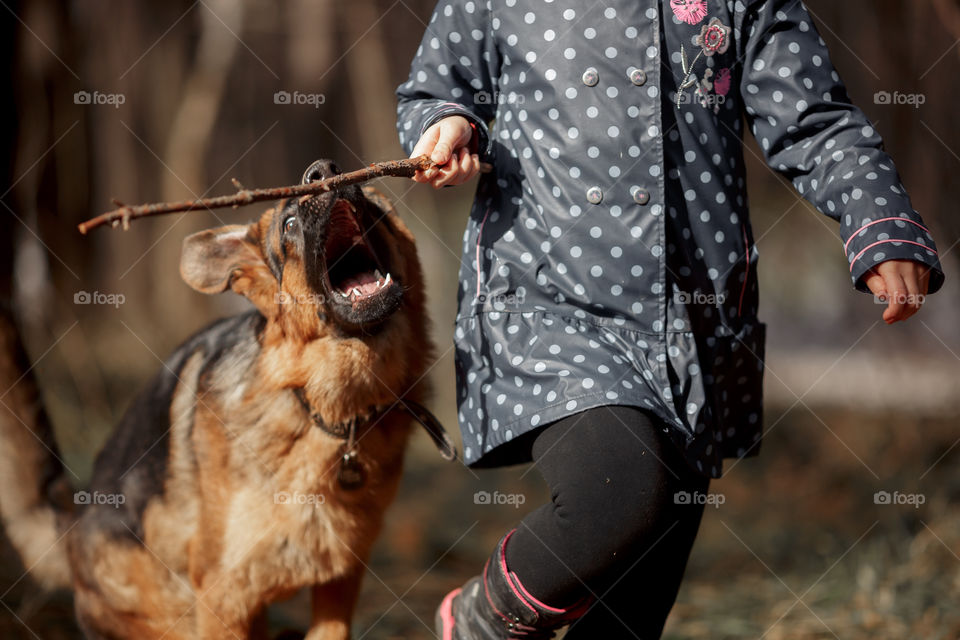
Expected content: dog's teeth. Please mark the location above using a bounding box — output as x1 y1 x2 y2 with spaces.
351 287 362 297
383 273 392 286
336 289 348 297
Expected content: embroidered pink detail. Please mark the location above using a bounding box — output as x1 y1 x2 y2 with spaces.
849 239 937 272
738 223 750 317
670 0 708 25
694 18 731 56
842 217 931 254
714 68 732 96
439 588 461 640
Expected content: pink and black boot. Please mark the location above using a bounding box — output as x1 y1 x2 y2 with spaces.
436 530 592 639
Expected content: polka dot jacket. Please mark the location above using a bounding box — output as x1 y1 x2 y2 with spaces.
395 0 945 478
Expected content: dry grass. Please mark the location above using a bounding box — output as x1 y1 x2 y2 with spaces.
1 405 958 638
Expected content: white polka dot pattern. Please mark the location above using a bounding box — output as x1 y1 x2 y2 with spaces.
396 0 944 479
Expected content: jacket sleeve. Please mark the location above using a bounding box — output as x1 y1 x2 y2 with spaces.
396 0 500 162
737 0 944 294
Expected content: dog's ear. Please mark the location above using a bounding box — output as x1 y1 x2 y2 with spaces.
180 225 275 304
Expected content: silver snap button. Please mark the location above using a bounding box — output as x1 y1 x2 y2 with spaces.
581 67 599 87
633 188 650 205
586 186 603 204
630 68 647 86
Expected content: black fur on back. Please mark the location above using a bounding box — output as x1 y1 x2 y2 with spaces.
83 311 266 541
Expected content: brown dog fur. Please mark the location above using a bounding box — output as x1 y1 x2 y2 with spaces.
1 163 434 639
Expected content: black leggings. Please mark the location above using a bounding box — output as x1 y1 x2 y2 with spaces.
505 405 710 639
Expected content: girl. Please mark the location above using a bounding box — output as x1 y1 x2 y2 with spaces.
396 1 944 637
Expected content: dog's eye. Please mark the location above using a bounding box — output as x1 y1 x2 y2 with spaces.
283 216 298 233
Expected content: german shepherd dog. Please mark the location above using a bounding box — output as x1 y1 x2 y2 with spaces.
0 160 452 639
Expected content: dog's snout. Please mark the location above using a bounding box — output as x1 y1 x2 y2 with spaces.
301 160 342 185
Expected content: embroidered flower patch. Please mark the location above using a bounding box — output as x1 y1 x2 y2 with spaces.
694 18 731 56
670 0 709 25
674 8 734 111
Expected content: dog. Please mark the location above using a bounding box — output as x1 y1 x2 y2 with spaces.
0 159 453 639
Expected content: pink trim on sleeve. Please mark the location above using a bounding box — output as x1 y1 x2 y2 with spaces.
843 217 931 254
849 239 937 273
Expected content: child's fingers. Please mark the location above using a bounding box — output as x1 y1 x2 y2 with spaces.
880 270 907 324
431 118 472 165
432 158 465 188
410 128 441 183
410 127 439 162
408 116 475 187
865 261 930 324
863 270 887 300
903 272 923 318
459 149 479 180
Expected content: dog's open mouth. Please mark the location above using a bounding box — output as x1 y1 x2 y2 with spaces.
323 200 397 305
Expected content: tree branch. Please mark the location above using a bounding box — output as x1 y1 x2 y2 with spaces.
78 156 434 234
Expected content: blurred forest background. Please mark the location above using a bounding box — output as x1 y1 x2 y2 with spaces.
1 0 959 638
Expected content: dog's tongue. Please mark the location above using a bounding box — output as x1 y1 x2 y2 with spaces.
341 271 379 296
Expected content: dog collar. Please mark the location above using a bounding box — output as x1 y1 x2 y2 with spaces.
292 388 458 462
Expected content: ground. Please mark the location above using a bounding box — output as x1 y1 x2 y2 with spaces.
2 405 958 639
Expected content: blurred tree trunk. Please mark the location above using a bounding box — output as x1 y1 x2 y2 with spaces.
153 0 247 319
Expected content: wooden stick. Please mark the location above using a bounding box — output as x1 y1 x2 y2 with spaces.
78 156 435 234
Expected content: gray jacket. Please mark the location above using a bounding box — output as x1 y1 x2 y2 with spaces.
396 0 944 477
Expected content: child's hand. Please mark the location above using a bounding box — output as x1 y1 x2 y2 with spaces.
410 116 481 188
862 259 931 324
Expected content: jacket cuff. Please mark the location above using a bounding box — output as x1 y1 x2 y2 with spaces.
420 102 492 163
844 216 944 294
